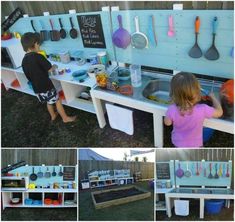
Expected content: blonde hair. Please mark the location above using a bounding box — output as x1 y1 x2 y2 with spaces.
170 72 201 114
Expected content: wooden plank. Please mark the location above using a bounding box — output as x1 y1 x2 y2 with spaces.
91 185 151 209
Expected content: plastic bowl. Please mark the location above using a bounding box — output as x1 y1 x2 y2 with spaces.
25 198 33 205
117 69 130 81
87 64 105 80
205 199 224 214
72 70 87 81
203 127 214 143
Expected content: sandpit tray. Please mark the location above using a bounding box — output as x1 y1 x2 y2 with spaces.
91 185 151 209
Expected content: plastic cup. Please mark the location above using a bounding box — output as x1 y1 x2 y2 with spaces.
130 64 142 87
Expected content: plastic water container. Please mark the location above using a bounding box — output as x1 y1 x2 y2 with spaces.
130 64 142 87
203 127 214 143
205 199 224 214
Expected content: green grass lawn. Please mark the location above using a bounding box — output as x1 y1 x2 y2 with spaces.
79 181 154 221
2 89 234 147
156 200 234 221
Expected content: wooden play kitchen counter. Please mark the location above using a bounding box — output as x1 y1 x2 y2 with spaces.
91 71 234 147
161 160 233 219
2 9 234 147
1 165 77 209
165 188 234 219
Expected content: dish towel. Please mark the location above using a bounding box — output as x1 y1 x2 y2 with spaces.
174 200 189 216
106 103 134 135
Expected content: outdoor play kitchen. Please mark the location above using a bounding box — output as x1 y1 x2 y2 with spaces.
1 7 234 146
1 161 77 209
155 157 233 219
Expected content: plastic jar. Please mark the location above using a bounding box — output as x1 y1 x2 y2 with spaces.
97 51 108 67
59 51 70 64
129 64 142 87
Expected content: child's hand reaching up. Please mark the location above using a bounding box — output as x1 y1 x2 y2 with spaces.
209 92 223 118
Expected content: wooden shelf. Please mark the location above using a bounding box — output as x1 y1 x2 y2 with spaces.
67 98 95 113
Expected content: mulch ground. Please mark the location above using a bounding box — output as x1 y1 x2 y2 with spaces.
1 207 77 221
94 187 144 203
1 88 234 147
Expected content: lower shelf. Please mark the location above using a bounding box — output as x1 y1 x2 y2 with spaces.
67 98 95 113
4 204 77 208
156 201 166 211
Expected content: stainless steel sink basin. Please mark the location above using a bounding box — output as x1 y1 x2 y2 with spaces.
142 78 221 105
142 79 171 105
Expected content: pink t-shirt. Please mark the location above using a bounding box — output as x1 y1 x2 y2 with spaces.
166 104 215 147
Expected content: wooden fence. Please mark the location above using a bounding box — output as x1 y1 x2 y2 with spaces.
1 149 77 168
1 1 233 22
155 148 234 161
79 160 154 180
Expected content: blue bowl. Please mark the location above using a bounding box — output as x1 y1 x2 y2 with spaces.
72 70 87 81
25 198 33 205
205 199 224 214
203 127 214 143
32 200 42 205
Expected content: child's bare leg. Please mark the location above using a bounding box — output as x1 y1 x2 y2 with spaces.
47 104 58 121
55 100 76 123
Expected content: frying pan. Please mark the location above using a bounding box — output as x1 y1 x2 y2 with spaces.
49 19 60 41
59 18 66 39
176 162 184 178
39 20 50 41
184 162 192 178
30 167 37 181
44 167 51 178
37 167 43 178
31 20 42 43
131 16 148 49
69 17 78 39
58 166 63 176
112 15 131 49
52 167 57 177
188 16 202 58
204 17 220 60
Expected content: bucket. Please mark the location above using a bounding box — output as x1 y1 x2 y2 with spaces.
205 199 224 214
203 127 214 143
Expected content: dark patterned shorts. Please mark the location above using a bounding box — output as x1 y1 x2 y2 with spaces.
36 88 59 105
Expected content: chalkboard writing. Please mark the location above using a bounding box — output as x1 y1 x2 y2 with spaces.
77 14 106 48
156 163 170 179
63 167 75 181
2 8 24 32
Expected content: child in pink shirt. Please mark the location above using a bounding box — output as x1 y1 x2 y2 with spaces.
164 72 223 147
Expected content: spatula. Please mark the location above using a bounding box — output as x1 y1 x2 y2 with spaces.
167 15 175 37
205 17 220 60
226 163 230 177
214 163 219 179
188 16 202 58
208 163 213 179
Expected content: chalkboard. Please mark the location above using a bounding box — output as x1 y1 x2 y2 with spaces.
77 14 106 48
156 163 170 179
63 167 75 181
2 8 24 32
